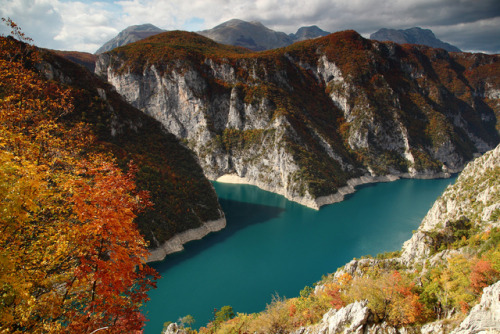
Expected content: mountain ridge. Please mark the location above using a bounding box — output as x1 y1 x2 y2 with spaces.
95 19 331 53
37 42 226 253
370 27 461 52
96 30 500 209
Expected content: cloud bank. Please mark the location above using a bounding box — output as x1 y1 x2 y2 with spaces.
1 0 499 53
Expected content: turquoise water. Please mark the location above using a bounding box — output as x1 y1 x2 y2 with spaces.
143 177 456 333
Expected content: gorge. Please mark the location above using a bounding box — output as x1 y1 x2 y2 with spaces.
2 14 499 334
95 30 499 213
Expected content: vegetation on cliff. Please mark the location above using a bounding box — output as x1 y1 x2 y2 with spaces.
100 29 499 204
39 33 224 247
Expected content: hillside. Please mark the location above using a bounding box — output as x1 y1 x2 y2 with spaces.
371 27 461 52
37 39 225 254
96 30 500 209
165 144 500 333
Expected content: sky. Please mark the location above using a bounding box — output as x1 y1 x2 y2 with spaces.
1 0 499 54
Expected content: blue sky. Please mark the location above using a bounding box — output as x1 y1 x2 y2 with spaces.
1 0 499 54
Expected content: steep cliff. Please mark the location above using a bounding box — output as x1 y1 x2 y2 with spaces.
96 30 499 209
303 144 500 334
38 46 225 257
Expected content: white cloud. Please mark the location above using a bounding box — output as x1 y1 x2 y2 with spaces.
52 1 120 52
1 0 498 53
0 0 64 48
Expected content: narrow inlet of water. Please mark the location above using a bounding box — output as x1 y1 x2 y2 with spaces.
144 176 456 333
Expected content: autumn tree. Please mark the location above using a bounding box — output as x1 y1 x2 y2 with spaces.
347 270 425 326
0 18 158 333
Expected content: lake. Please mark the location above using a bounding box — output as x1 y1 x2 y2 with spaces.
143 176 456 333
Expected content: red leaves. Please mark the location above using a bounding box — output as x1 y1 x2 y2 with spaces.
470 259 499 295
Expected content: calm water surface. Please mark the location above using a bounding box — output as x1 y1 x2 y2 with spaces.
144 177 456 333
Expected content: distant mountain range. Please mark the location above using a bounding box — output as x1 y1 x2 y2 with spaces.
95 19 330 53
370 27 461 52
198 19 330 51
95 20 461 54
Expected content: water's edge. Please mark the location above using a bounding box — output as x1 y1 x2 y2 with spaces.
147 171 455 263
147 218 226 263
216 171 454 210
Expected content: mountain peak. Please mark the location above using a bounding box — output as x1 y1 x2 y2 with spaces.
198 19 294 51
292 25 330 41
95 23 165 54
370 27 461 52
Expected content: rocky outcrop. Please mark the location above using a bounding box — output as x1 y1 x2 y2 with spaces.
303 145 500 334
293 301 371 334
400 144 500 266
162 323 187 334
96 31 499 209
451 281 500 334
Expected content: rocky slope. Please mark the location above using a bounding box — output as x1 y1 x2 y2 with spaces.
306 144 500 334
400 143 500 266
371 27 461 53
96 30 499 209
38 45 224 259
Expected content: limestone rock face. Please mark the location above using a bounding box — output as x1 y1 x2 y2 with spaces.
401 144 500 266
307 145 500 334
450 281 500 334
292 301 370 334
96 31 499 209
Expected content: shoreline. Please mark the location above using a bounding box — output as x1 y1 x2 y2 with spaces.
146 169 458 263
146 217 226 263
216 170 457 210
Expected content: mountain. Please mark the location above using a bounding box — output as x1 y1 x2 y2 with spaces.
198 19 331 51
95 23 164 54
38 42 225 259
291 25 330 41
198 19 294 51
95 20 331 54
95 30 499 210
370 27 461 52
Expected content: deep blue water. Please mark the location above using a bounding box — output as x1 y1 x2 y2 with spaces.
143 176 456 333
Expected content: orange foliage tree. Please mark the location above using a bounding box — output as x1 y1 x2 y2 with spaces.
0 18 158 333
